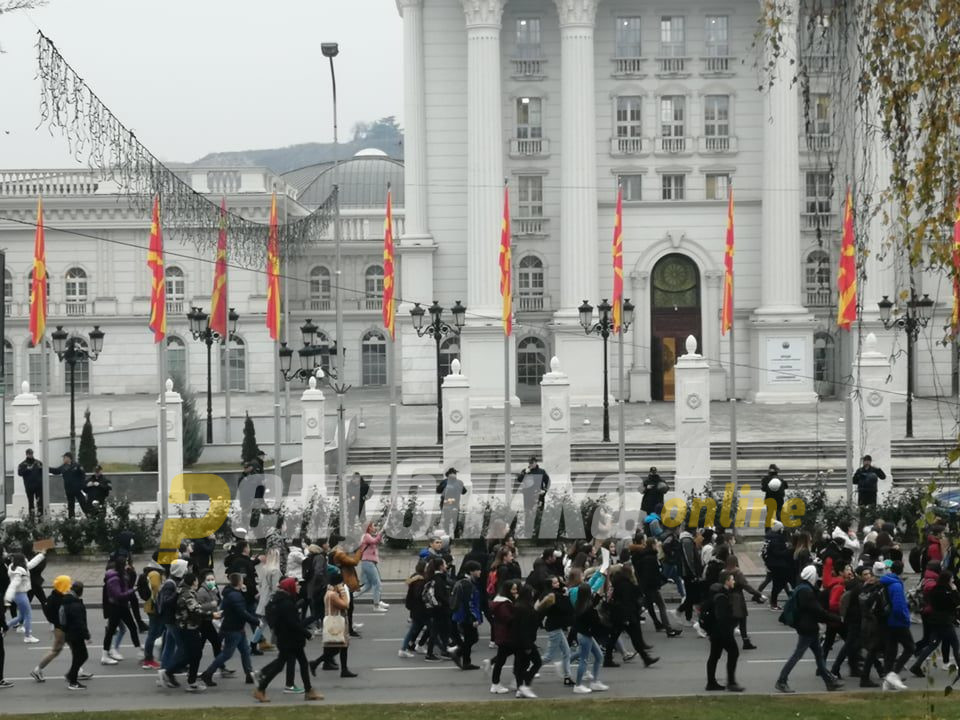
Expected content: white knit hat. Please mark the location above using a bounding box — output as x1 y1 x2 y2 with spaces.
169 559 189 579
800 565 818 585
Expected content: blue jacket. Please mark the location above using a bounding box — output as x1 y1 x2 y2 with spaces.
219 585 260 633
879 573 911 629
451 577 482 625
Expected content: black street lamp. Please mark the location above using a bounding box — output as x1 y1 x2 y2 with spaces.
410 300 467 445
51 324 105 455
279 317 339 383
187 305 240 444
877 292 934 438
578 298 635 442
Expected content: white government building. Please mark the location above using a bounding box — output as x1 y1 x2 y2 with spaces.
0 0 955 412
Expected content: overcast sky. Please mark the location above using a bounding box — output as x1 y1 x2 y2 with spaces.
0 0 403 167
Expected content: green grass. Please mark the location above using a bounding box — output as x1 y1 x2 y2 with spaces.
2 692 954 720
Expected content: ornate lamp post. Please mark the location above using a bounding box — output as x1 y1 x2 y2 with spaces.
187 305 240 444
578 298 635 442
278 318 339 383
877 292 933 438
51 324 105 455
410 300 467 445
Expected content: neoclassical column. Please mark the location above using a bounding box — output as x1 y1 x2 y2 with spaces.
555 0 600 314
757 0 804 315
628 270 651 402
463 0 507 317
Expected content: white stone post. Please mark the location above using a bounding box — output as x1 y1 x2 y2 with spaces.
9 382 40 517
158 379 184 505
674 336 711 500
540 357 571 491
458 0 517 409
751 0 816 404
552 0 603 406
442 359 471 485
851 333 893 501
300 375 327 502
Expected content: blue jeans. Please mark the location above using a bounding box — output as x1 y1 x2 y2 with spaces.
777 633 829 684
661 563 685 599
401 616 428 651
204 630 253 676
9 592 32 635
144 614 164 661
576 633 602 686
542 628 572 679
160 623 184 672
357 561 382 605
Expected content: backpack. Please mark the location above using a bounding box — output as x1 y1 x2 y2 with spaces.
874 584 893 621
486 569 498 597
699 588 718 634
778 587 800 628
422 579 439 609
136 570 152 602
263 593 281 630
760 539 770 562
661 533 681 564
155 579 177 617
450 578 469 610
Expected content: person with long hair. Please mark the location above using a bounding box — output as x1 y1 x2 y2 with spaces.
308 570 357 680
910 570 960 675
570 572 607 694
511 585 544 698
251 547 281 652
4 552 43 643
357 521 388 612
100 558 140 665
483 579 519 694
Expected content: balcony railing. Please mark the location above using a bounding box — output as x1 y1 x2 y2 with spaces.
166 300 184 315
365 297 383 311
516 294 546 312
514 217 548 236
804 134 834 152
611 56 645 76
0 170 101 197
656 45 689 75
610 136 645 155
702 52 732 74
309 298 332 312
510 138 549 157
801 212 836 231
806 288 832 307
511 57 546 79
803 53 834 74
65 301 88 317
699 135 738 153
655 136 691 154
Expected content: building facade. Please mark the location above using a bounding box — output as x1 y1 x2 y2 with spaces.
396 0 955 407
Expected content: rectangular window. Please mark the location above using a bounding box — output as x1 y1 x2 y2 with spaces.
516 18 541 59
705 15 729 56
516 97 543 139
618 174 642 201
805 172 833 214
812 94 830 135
615 16 642 57
615 96 642 139
705 173 730 200
660 16 685 56
661 174 686 201
659 96 686 151
518 176 544 217
703 95 731 150
28 351 49 392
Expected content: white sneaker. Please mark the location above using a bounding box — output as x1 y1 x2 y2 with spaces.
488 640 497 649
883 672 905 691
377 601 390 610
584 671 593 682
398 649 415 658
694 622 708 639
16 626 25 634
490 683 509 694
573 684 592 694
30 668 44 683
100 652 118 666
734 627 741 636
589 681 609 692
517 685 537 698
109 649 123 661
353 622 364 630
78 669 93 680
372 605 388 613
23 635 39 644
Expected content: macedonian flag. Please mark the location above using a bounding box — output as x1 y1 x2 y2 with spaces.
266 193 281 341
210 198 229 338
147 195 166 343
29 197 47 346
836 186 857 330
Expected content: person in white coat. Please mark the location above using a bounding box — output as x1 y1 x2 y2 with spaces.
4 552 45 643
285 541 306 582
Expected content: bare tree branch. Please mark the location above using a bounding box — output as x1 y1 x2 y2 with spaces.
0 0 48 14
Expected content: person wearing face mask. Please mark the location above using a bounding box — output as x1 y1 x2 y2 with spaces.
196 571 227 673
201 573 258 687
174 572 222 692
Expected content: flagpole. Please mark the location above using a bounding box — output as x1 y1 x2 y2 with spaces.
158 341 169 520
504 330 511 508
41 336 49 514
389 333 398 510
224 199 232 445
618 326 626 500
283 191 292 442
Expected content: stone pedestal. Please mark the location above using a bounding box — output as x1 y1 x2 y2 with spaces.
540 357 571 490
552 329 603 406
674 336 711 499
158 379 184 505
300 375 327 502
851 333 893 500
442 359 471 485
9 382 40 517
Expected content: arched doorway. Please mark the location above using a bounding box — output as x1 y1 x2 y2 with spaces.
813 331 836 397
650 253 701 401
516 336 548 404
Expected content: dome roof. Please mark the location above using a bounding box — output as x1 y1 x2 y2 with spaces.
354 148 389 157
285 155 404 209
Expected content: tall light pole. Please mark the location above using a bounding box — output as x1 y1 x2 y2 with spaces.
322 41 349 516
279 318 339 383
409 301 467 444
187 306 240 444
877 292 933 438
51 325 105 455
578 298 635 443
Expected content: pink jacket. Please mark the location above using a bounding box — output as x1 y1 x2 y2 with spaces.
360 532 383 563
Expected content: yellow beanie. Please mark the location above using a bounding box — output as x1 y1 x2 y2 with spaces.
53 575 72 594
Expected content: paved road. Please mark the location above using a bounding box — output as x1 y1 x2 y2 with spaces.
0 605 948 712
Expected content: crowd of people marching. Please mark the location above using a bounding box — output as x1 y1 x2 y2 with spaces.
0 468 957 700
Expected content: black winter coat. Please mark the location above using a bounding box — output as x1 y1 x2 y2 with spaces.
271 591 311 650
60 593 90 642
793 581 839 636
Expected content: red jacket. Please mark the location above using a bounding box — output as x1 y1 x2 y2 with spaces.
822 557 846 614
490 596 515 647
920 567 940 616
